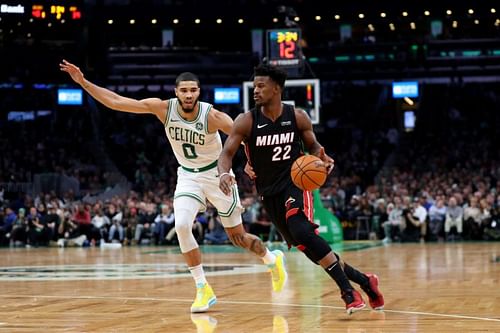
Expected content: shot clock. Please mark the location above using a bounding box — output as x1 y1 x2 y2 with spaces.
266 29 303 68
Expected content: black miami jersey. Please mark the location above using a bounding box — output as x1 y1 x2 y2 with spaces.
245 104 304 196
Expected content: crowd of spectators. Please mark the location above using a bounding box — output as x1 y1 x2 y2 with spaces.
1 82 499 247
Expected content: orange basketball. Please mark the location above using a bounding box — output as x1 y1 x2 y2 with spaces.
290 155 328 191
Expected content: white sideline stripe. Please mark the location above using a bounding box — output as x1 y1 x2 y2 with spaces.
0 294 498 323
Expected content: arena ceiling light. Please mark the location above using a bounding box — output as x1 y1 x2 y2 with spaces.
491 8 496 14
402 11 408 17
173 18 179 24
380 12 386 18
468 9 474 15
216 18 222 24
424 11 430 16
446 10 452 15
315 15 321 21
334 14 340 20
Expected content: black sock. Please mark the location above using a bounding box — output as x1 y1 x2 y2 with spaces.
343 263 369 286
325 261 353 293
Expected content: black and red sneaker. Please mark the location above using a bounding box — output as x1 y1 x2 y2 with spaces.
341 289 366 315
361 273 385 310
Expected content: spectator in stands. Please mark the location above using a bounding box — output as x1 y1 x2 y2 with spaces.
371 199 388 240
72 204 92 241
382 197 403 243
444 197 463 241
464 197 482 240
1 207 16 246
108 209 124 243
401 198 427 243
44 204 61 243
123 207 140 245
133 202 155 245
27 206 48 246
91 208 110 246
483 201 500 241
10 208 28 246
428 198 446 241
154 203 175 245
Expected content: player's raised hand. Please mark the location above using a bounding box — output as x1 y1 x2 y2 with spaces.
317 147 335 174
59 59 85 86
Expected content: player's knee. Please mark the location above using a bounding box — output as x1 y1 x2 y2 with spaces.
287 213 331 261
175 219 192 238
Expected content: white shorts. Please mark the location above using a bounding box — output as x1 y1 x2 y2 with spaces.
174 166 242 227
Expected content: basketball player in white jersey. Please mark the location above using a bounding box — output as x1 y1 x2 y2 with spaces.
60 60 287 313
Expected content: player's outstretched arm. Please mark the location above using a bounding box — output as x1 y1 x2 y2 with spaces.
59 59 163 116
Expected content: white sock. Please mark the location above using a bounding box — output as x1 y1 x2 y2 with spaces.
261 248 276 265
188 264 207 287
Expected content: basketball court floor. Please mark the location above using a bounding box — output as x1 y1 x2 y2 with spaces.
0 242 498 332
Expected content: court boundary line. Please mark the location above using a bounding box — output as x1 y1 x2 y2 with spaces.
1 294 498 323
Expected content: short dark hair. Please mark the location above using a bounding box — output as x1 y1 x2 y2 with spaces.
175 72 200 87
254 64 287 89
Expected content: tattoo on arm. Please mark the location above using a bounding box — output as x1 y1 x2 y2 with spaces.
230 234 246 248
249 237 265 256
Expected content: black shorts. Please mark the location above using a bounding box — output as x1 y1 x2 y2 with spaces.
261 182 314 245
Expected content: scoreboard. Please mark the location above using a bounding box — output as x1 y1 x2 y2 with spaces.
266 29 303 68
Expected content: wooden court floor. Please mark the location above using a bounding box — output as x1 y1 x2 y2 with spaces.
0 242 498 332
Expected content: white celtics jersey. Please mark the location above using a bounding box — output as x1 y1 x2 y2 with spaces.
164 98 222 171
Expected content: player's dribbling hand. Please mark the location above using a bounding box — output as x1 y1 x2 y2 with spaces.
219 173 236 196
244 162 256 180
317 147 335 174
59 59 85 86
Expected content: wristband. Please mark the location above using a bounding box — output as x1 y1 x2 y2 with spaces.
219 172 231 178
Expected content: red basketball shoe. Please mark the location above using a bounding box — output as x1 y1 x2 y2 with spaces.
341 289 366 315
361 273 385 310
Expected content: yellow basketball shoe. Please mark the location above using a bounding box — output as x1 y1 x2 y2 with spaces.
191 283 217 313
191 314 218 333
268 250 288 292
272 315 289 333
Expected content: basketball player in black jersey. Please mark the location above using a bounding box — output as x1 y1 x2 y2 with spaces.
218 64 384 314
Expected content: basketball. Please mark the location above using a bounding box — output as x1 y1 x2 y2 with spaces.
290 155 327 191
